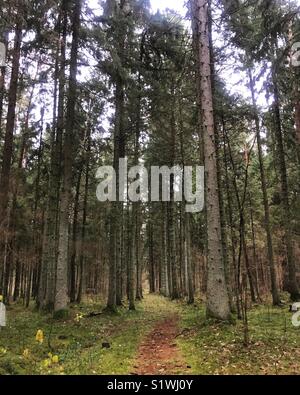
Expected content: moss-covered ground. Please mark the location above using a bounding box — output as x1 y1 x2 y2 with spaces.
0 294 299 375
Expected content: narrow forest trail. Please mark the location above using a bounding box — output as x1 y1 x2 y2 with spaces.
134 311 189 375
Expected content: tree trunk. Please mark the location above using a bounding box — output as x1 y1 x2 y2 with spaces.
248 68 280 305
77 124 91 303
128 206 136 310
248 192 261 301
39 4 67 311
0 17 22 232
169 98 180 300
185 214 194 304
148 215 155 294
160 202 169 297
69 168 82 302
295 97 300 165
107 7 127 309
55 0 81 314
271 66 300 301
222 119 241 317
192 0 231 320
0 32 8 139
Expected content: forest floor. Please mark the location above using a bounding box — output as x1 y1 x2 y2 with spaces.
0 294 299 375
134 314 190 375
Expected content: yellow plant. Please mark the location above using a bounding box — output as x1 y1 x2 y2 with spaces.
75 313 84 323
23 349 30 358
35 329 44 344
42 358 51 368
0 347 7 355
41 354 59 370
52 355 59 364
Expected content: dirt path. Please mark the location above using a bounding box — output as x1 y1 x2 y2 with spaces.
134 314 189 375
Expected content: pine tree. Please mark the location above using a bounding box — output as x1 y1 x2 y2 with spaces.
192 0 231 321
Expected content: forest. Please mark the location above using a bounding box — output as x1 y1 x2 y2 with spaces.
0 0 299 376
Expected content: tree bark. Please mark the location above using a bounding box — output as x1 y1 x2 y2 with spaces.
0 16 22 232
192 0 231 320
222 119 241 317
69 168 82 302
39 4 67 311
77 124 91 303
271 65 299 301
0 32 8 139
55 0 81 313
160 202 169 297
248 68 280 305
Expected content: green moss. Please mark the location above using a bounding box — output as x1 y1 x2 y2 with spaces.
1 295 299 375
0 295 176 375
53 309 69 320
176 302 300 375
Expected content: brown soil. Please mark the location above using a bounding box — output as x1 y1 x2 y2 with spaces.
134 314 189 375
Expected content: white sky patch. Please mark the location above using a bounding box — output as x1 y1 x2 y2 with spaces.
23 0 299 131
150 0 187 14
149 0 300 109
87 0 102 15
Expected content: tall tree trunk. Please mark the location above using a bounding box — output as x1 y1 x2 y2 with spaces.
215 119 233 310
0 17 37 301
248 68 280 305
222 118 241 317
0 16 22 236
0 32 8 139
169 97 180 300
128 206 136 310
107 1 127 310
192 0 231 320
295 100 300 149
243 239 256 303
185 214 194 304
77 124 91 303
271 66 300 301
135 209 143 301
179 109 194 304
69 168 82 302
107 74 125 311
55 0 81 313
224 124 258 304
288 25 300 159
148 213 155 294
248 192 261 300
32 113 44 304
160 202 169 297
39 5 67 311
7 68 38 303
134 111 143 302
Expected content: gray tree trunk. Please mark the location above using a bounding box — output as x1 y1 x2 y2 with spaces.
248 68 280 305
55 0 81 314
271 66 300 301
193 0 231 320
